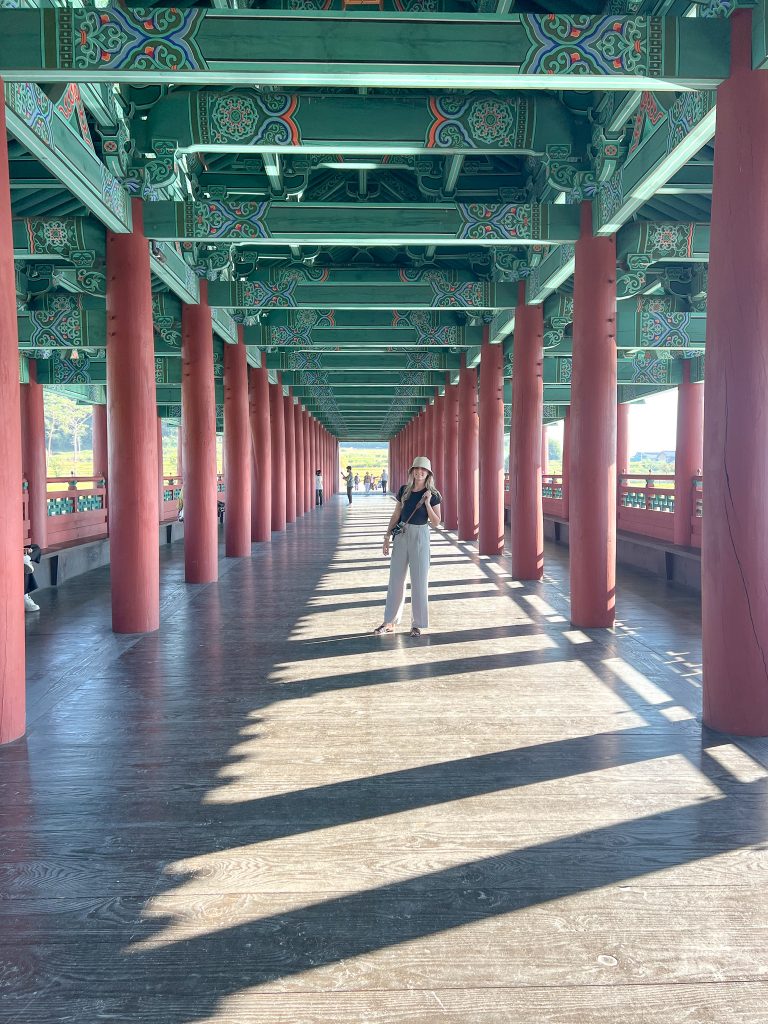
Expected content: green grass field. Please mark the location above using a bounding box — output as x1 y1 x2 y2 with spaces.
338 446 389 485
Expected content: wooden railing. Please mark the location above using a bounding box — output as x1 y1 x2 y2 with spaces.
502 470 703 550
504 473 567 520
46 476 108 546
542 474 566 519
617 474 676 543
162 475 183 523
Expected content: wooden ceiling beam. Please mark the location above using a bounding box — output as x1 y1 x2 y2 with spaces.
0 10 729 90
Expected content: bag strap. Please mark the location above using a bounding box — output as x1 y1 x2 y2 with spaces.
400 491 429 527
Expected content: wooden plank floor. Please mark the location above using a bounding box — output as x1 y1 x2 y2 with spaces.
3 493 768 1023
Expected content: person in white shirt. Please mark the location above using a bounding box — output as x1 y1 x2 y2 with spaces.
315 468 324 507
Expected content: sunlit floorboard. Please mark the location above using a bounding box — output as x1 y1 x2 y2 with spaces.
2 494 768 1023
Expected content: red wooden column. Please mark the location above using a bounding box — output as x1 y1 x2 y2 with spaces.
182 280 218 584
425 401 434 463
674 361 703 549
569 202 617 628
308 415 316 501
249 365 271 542
92 403 108 481
0 84 24 743
701 11 768 733
302 408 311 511
294 401 305 517
223 331 251 557
321 422 326 499
433 390 444 503
458 355 479 541
617 401 630 486
106 198 160 633
316 421 322 495
270 379 286 532
443 378 459 531
562 409 571 518
478 334 505 556
283 389 296 524
509 283 544 579
21 360 48 550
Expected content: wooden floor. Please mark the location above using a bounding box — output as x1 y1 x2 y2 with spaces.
3 493 768 1023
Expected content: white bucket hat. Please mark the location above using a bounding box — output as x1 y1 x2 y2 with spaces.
410 456 432 473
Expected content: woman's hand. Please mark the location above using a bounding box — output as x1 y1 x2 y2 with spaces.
382 535 390 556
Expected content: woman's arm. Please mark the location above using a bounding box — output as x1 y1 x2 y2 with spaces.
425 500 441 528
382 501 403 554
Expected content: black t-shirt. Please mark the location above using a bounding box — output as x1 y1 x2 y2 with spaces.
396 486 442 526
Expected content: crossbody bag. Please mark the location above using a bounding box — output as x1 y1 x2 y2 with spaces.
390 492 430 538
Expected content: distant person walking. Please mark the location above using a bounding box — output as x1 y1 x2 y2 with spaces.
374 456 442 638
315 468 323 507
354 474 360 491
364 472 371 494
381 468 388 493
342 465 354 505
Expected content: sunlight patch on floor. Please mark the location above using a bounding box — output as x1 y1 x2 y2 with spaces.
704 743 768 784
130 770 724 955
601 657 673 706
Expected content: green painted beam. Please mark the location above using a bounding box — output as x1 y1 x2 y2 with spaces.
150 242 200 306
261 326 482 348
5 81 131 233
294 391 428 403
283 372 442 387
209 271 516 311
13 216 104 265
264 308 466 328
142 200 580 247
617 221 710 264
138 91 578 171
265 352 460 372
156 384 224 406
657 163 713 195
492 88 720 340
595 93 716 234
0 11 730 91
35 352 227 387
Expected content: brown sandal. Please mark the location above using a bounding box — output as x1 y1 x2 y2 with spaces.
373 623 394 635
409 627 422 637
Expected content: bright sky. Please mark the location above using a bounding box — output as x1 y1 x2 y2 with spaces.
546 388 679 458
627 389 678 455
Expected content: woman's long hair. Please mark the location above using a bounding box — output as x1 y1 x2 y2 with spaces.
401 467 436 503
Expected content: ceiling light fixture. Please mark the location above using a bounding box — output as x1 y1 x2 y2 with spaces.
319 161 380 171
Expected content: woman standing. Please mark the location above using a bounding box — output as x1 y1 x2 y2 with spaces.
374 456 442 637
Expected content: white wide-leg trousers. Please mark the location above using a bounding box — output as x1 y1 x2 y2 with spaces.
383 524 431 628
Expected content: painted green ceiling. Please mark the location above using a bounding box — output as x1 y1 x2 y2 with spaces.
6 0 737 438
